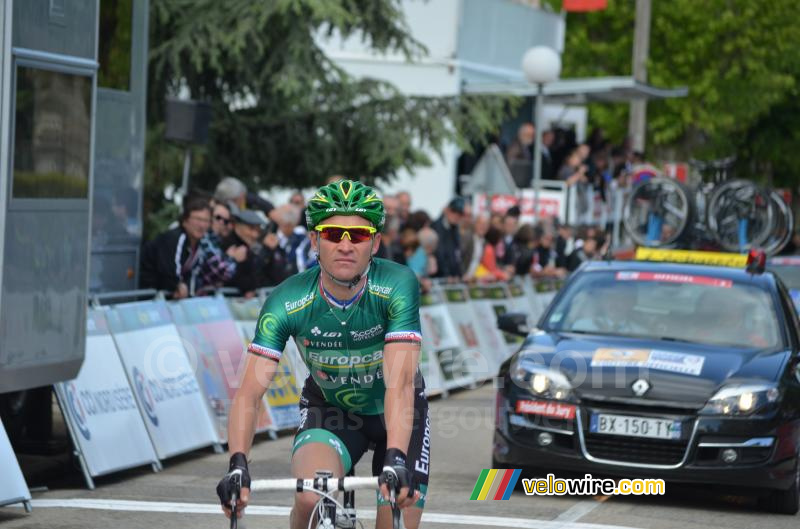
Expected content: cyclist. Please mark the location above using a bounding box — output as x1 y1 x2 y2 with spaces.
217 180 430 529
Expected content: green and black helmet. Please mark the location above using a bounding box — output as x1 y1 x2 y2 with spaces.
305 179 385 231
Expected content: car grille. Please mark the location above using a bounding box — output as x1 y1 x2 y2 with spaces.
584 434 687 466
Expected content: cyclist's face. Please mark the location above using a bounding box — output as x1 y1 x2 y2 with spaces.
312 215 380 278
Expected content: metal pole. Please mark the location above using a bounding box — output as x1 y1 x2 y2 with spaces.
180 148 192 195
532 83 544 220
629 0 652 152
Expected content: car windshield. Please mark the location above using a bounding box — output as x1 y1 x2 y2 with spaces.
544 270 783 349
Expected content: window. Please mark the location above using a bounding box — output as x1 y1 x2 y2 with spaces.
13 67 92 199
545 270 782 349
98 0 133 91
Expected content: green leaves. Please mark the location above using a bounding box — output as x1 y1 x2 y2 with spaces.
558 0 800 180
145 0 511 213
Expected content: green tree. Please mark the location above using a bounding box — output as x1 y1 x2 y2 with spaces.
145 0 514 236
545 0 800 184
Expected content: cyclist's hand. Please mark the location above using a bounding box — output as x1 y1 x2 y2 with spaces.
216 452 251 519
378 448 419 509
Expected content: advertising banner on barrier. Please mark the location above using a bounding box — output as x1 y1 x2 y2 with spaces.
54 309 159 484
466 285 514 373
534 279 562 311
106 300 220 459
173 297 274 435
419 289 472 391
521 276 546 322
227 297 301 431
0 418 30 509
168 303 230 442
484 284 525 357
507 280 532 315
440 285 493 381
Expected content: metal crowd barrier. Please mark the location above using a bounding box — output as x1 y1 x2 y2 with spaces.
30 277 566 496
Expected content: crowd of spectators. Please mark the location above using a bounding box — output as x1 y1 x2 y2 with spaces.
140 177 310 298
139 170 611 298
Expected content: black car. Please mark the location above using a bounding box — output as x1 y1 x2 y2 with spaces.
769 256 800 311
493 250 800 513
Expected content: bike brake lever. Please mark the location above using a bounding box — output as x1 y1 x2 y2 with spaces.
230 490 238 529
229 472 242 529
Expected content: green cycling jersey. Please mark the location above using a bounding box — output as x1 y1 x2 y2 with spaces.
248 258 422 415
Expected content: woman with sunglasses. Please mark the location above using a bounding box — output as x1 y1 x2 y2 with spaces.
218 180 429 529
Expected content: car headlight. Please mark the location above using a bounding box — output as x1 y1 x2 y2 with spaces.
699 383 780 416
510 357 574 401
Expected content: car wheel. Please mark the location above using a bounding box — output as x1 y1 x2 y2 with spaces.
759 454 799 515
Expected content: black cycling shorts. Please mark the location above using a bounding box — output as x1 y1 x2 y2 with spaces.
292 377 431 508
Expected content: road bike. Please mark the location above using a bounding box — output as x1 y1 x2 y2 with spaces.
223 469 404 529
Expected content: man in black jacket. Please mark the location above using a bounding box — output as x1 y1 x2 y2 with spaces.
139 196 236 297
431 197 466 279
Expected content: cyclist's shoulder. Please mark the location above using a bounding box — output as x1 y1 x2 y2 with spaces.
263 267 320 310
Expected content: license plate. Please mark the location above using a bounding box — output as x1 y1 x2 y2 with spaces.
589 413 682 440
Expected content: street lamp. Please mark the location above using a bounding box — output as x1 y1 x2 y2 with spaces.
521 46 561 220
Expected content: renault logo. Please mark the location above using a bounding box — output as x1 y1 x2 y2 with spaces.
631 379 650 396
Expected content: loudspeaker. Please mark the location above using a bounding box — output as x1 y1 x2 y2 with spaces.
164 98 212 144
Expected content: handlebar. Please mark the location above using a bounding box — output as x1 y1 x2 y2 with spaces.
250 476 379 492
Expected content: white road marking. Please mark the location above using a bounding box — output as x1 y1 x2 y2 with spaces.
552 499 603 526
23 498 641 529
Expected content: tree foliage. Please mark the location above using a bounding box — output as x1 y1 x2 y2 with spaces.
545 0 800 184
146 0 514 202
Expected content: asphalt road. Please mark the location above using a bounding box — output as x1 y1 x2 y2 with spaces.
1 383 797 529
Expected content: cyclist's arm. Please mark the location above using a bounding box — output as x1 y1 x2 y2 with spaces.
383 266 423 454
228 298 292 455
383 340 420 454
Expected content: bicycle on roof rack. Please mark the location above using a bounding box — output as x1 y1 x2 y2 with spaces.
223 469 404 529
622 156 793 255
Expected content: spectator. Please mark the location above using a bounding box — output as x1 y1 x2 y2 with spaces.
554 223 574 269
214 177 248 210
211 202 234 239
475 226 509 282
274 204 306 275
567 234 600 272
403 228 426 278
505 123 535 187
431 197 465 278
376 215 405 264
505 122 535 165
512 224 538 276
531 225 566 279
222 205 292 295
464 214 490 279
496 206 521 270
406 210 431 232
289 191 307 227
383 195 400 218
396 191 412 226
140 196 236 298
214 175 277 222
417 227 439 287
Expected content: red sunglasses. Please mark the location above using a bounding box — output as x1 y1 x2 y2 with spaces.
315 224 377 244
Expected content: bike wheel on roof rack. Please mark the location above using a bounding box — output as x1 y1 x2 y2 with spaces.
706 180 774 253
622 177 693 248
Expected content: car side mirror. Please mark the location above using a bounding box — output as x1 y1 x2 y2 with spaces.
497 312 529 338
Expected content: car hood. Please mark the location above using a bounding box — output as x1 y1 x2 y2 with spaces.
516 331 790 409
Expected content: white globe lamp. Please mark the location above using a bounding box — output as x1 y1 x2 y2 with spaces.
521 46 561 219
